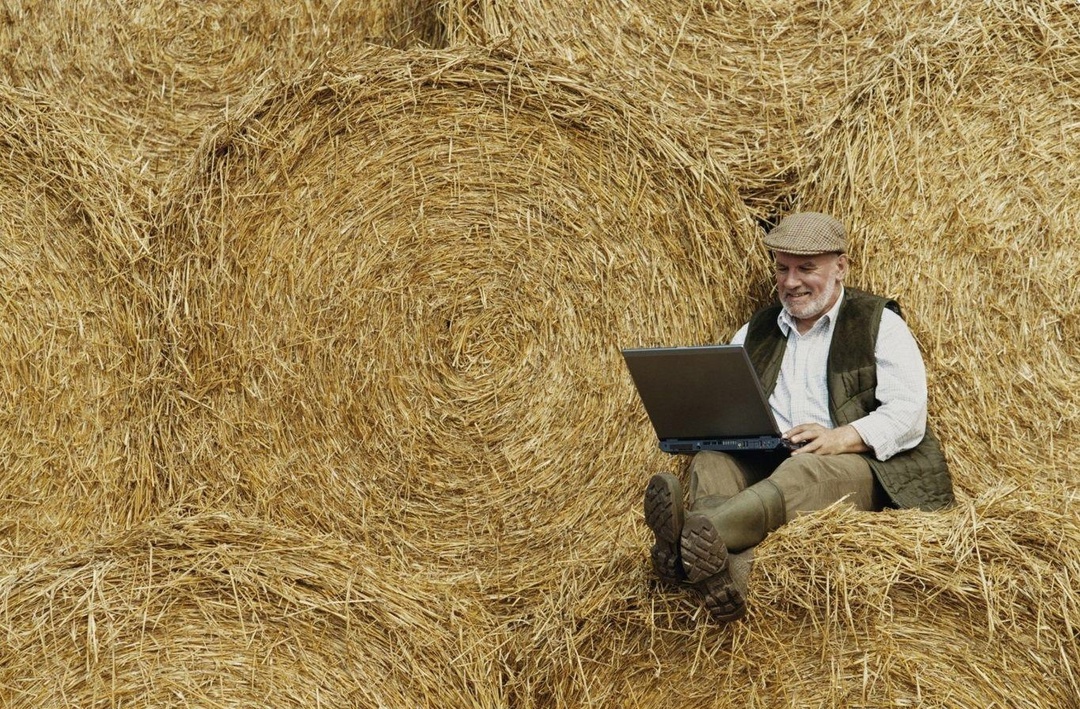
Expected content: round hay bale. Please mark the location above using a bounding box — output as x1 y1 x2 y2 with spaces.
158 45 758 591
0 86 157 558
790 0 1080 495
0 0 445 190
0 511 501 707
444 0 973 218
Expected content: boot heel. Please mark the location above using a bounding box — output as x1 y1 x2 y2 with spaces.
700 571 746 622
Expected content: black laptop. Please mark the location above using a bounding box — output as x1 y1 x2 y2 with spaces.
621 344 797 454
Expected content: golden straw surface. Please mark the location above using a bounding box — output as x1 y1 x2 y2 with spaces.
0 1 1077 706
0 0 443 195
0 86 158 559
157 46 758 595
0 511 506 707
444 0 985 219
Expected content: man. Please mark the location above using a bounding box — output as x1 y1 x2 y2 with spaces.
644 212 954 621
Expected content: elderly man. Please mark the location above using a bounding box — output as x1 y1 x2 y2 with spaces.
644 212 954 621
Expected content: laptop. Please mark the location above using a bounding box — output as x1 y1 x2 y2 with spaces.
621 344 799 454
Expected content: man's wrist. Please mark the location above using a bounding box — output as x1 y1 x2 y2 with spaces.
842 423 876 456
841 424 872 454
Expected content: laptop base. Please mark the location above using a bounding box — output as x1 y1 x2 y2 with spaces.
660 437 798 454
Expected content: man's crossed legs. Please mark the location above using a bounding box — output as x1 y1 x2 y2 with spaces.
645 449 884 621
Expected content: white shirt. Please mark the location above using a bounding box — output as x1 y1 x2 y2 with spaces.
731 289 927 461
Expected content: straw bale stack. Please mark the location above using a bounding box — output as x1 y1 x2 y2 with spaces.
443 0 977 219
142 44 1080 704
0 86 157 562
0 0 444 192
0 511 505 707
158 45 757 594
3 1 1078 705
791 0 1080 496
1 489 1076 701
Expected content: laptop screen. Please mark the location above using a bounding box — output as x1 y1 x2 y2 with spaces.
621 345 783 444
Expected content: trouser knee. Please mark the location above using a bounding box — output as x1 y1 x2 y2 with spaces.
687 449 788 510
687 451 747 507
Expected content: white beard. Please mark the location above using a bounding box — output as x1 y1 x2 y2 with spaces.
782 279 839 321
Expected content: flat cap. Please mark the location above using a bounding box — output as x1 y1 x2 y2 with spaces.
763 212 847 255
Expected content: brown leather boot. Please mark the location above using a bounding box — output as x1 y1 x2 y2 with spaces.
643 473 686 583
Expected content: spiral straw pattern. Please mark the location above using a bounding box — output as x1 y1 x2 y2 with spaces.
158 46 760 589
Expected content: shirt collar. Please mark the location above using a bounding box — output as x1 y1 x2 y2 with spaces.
777 286 846 336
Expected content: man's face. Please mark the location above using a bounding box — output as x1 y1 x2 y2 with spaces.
773 251 847 324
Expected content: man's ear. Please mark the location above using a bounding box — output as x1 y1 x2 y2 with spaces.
836 253 849 279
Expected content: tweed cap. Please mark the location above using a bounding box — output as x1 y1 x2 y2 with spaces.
763 212 847 255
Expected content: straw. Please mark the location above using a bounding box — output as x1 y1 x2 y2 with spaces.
0 0 445 197
156 45 758 597
0 85 157 559
1 1 1078 706
0 510 506 707
443 0 980 221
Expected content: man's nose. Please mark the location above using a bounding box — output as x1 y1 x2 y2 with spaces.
778 271 799 289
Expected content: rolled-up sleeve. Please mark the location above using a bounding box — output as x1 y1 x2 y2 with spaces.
848 309 928 461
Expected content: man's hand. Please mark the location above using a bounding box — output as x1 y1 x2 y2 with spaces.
785 423 871 456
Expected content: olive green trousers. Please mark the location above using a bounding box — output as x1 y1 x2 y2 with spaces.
687 449 888 551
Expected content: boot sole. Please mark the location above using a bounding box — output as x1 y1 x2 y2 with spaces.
700 571 746 623
680 514 728 584
643 474 683 544
644 474 685 583
650 542 684 584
